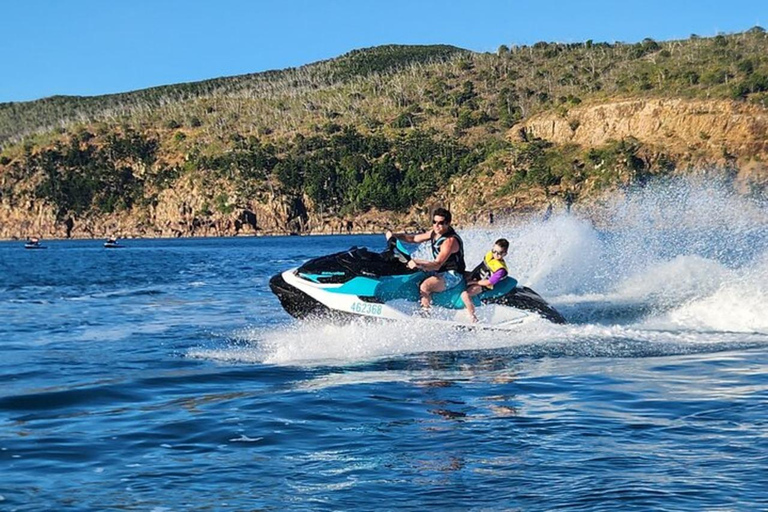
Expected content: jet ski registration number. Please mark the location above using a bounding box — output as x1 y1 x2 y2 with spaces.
351 302 383 316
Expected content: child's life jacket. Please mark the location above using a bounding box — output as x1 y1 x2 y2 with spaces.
468 251 508 289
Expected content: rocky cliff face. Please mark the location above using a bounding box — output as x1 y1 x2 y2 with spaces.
510 98 768 167
445 99 768 224
0 174 412 240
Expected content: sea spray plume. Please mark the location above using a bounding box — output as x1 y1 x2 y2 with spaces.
569 176 768 327
455 216 606 297
646 250 768 333
609 176 768 232
506 215 605 296
614 255 731 307
594 176 768 280
455 176 768 327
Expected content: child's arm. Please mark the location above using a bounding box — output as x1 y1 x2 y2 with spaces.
476 269 508 289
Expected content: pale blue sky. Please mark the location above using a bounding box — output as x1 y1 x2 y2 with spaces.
0 0 765 103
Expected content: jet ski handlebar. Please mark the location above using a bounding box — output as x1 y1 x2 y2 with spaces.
386 236 412 265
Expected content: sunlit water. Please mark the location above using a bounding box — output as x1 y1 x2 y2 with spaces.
2 179 768 510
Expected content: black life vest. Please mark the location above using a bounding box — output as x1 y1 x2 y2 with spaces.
430 228 466 273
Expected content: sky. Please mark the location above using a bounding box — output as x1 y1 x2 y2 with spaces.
1 0 765 103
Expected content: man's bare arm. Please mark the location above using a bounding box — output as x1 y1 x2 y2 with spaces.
386 230 431 244
410 238 457 271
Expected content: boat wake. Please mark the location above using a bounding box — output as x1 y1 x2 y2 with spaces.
192 312 768 366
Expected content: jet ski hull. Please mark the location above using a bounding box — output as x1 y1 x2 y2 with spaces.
269 242 565 328
484 286 566 324
270 267 565 329
270 271 344 320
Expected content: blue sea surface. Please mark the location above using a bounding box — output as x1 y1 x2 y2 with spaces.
1 219 768 510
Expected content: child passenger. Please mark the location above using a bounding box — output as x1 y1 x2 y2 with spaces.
460 238 510 323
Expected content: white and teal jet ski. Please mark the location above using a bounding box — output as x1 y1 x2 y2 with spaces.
269 238 566 329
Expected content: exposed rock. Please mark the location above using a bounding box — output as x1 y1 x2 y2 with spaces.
510 98 768 165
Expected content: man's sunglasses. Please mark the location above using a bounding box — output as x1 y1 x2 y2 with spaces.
432 219 447 225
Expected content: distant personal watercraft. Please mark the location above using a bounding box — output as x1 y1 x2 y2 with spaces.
24 238 45 250
270 238 566 330
104 238 122 248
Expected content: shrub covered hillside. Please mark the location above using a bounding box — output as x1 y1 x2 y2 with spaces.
1 29 767 237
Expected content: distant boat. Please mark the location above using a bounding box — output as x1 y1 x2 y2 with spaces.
104 238 122 248
24 238 46 250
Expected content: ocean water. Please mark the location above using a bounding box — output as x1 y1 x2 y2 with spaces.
1 179 768 511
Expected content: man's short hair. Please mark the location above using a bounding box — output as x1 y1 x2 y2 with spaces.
433 207 452 224
495 238 509 251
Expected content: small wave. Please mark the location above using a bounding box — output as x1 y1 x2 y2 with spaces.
93 288 166 299
0 384 144 414
229 434 264 443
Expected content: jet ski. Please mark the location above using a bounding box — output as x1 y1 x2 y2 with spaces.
24 238 46 250
270 238 566 329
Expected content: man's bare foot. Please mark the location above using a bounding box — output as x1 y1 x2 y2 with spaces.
469 314 479 323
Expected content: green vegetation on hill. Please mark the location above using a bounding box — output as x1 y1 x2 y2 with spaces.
0 44 467 145
495 137 676 200
269 126 486 212
2 130 160 220
2 124 488 221
1 29 767 231
326 44 469 81
3 29 768 147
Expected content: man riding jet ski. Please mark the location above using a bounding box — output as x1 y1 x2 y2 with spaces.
269 230 566 330
386 207 467 313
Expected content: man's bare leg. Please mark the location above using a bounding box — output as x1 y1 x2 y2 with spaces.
419 275 446 309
